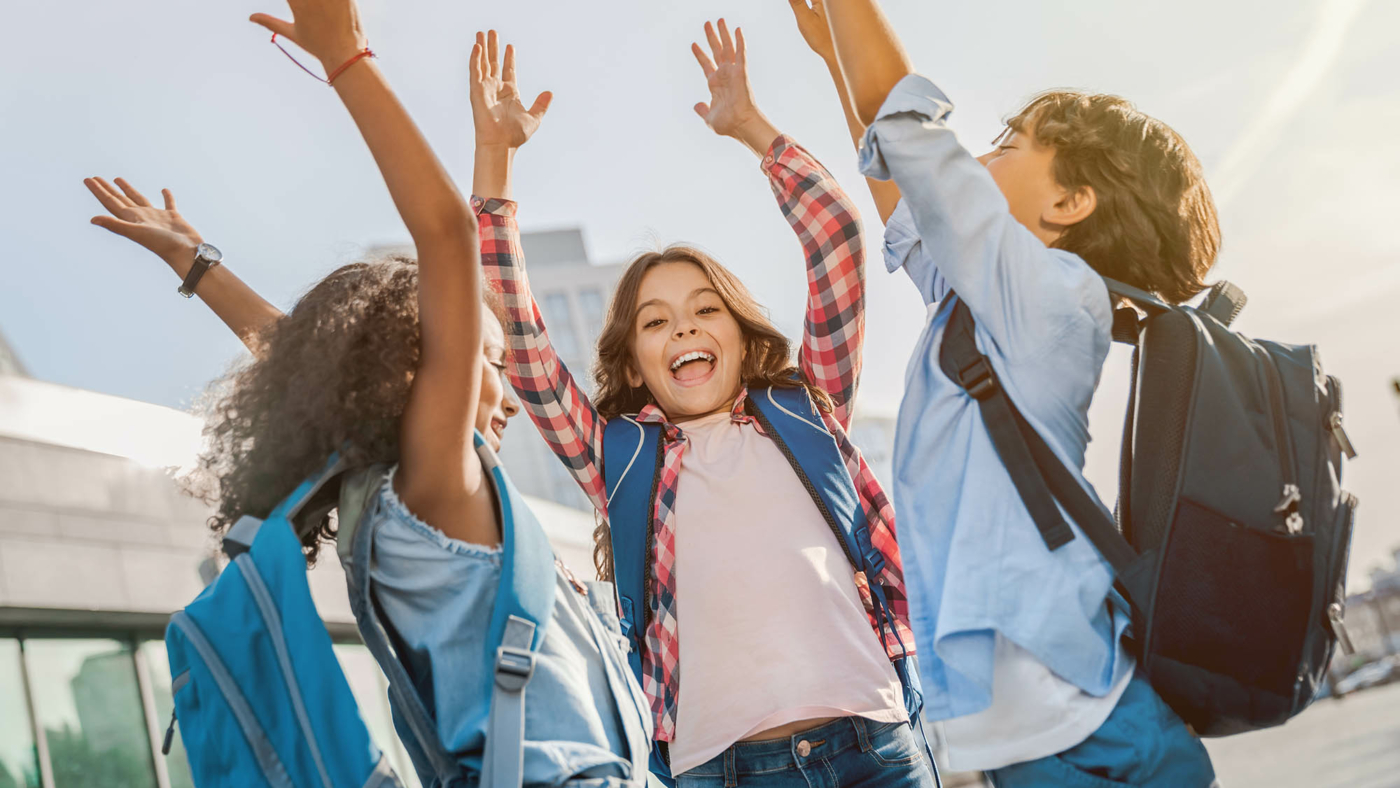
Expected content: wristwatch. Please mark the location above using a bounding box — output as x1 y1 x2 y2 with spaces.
178 243 224 298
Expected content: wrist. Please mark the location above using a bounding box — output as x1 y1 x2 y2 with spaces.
734 114 781 159
472 144 515 201
318 39 371 72
161 239 203 278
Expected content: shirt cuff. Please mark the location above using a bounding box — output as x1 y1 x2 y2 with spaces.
882 198 920 275
760 133 802 172
858 74 956 181
470 195 517 218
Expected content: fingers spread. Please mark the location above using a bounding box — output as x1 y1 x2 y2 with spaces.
162 189 177 211
717 19 734 60
694 102 711 122
114 177 152 207
704 21 723 62
470 41 484 87
735 27 747 65
90 215 137 238
487 30 500 77
691 42 716 78
89 177 132 212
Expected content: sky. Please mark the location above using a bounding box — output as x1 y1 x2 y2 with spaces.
1 0 1397 585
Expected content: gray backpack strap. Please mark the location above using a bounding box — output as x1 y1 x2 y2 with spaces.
337 465 389 567
482 615 539 788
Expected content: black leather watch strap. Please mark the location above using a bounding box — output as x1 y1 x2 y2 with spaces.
178 255 219 298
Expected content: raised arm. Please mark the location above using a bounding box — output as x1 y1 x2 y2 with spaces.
821 0 916 127
251 0 492 543
690 19 868 428
84 178 282 352
785 0 901 224
470 32 610 516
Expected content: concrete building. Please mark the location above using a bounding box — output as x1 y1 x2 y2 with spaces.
0 338 595 788
1336 547 1400 666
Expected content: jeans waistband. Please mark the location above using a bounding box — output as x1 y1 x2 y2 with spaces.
684 717 901 781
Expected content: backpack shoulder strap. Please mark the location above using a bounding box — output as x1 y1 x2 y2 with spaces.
477 434 556 788
602 415 663 662
752 385 880 577
937 298 1153 605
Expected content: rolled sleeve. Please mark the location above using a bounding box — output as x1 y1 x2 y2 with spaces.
859 75 955 182
883 198 950 305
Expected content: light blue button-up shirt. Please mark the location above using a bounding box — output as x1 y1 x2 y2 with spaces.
859 75 1133 721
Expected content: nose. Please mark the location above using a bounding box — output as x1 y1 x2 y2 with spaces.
976 150 994 167
502 387 521 418
672 320 699 340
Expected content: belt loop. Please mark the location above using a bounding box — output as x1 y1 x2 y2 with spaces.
852 717 873 753
724 745 738 788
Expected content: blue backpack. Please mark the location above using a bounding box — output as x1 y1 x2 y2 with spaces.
164 433 557 788
602 385 930 783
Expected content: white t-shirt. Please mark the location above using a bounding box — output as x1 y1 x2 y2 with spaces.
666 411 907 775
940 341 1138 772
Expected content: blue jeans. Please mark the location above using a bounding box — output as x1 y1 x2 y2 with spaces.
988 676 1217 788
675 717 939 788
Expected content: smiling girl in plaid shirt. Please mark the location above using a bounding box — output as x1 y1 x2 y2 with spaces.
480 19 934 788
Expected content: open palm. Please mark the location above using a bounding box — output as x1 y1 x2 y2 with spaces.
470 30 551 149
84 177 202 264
691 19 761 140
788 0 837 62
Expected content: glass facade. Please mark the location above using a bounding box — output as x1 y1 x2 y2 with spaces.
0 632 419 788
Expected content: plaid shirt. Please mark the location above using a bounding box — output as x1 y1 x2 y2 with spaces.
478 135 914 742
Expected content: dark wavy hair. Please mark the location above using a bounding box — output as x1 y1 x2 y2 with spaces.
588 245 831 579
1005 91 1221 304
194 256 426 564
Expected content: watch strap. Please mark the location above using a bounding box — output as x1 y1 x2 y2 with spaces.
178 254 220 298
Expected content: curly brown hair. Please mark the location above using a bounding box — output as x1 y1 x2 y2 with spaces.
588 245 831 579
1005 91 1221 304
194 256 423 563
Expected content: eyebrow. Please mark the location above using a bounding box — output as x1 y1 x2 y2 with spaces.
635 287 721 317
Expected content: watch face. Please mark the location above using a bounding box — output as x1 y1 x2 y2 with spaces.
196 243 223 264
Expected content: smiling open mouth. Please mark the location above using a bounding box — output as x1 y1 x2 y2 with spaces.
670 350 716 382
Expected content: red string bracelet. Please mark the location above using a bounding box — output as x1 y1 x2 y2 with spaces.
271 33 375 85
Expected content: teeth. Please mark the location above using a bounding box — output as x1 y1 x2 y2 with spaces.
670 351 715 371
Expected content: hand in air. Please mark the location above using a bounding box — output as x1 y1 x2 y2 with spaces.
249 0 368 69
84 178 203 266
787 0 836 63
691 19 768 142
470 30 552 150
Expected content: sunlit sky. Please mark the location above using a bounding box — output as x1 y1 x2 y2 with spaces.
1 0 1396 584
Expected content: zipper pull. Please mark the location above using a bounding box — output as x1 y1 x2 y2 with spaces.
1273 484 1302 514
1328 412 1358 460
161 708 177 755
1327 602 1355 656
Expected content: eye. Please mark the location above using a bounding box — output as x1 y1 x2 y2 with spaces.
643 318 666 330
698 306 719 315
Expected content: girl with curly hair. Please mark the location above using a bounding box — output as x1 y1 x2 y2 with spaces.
84 4 650 785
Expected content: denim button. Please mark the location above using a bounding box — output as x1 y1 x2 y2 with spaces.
796 740 811 757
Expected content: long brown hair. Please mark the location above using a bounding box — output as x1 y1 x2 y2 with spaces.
1005 91 1220 304
588 245 831 578
194 257 424 563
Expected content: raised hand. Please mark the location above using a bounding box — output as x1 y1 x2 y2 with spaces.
691 19 780 157
85 177 203 271
250 0 368 70
788 0 837 63
470 30 552 150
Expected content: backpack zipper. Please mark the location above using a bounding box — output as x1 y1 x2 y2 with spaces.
1258 349 1303 534
162 670 191 754
1326 376 1358 459
746 400 859 569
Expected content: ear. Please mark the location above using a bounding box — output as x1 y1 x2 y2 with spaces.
1043 184 1097 229
625 362 644 389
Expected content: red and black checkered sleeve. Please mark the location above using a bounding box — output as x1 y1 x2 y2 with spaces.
476 197 609 516
763 136 867 432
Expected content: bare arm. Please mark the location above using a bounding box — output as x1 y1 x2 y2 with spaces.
822 0 917 127
83 178 283 352
786 0 901 224
253 0 492 544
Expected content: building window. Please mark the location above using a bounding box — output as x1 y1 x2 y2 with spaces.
23 639 157 787
542 293 583 364
577 288 607 344
0 639 40 788
137 641 194 788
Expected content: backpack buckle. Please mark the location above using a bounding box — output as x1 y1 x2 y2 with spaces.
494 646 536 692
957 357 998 400
863 548 887 577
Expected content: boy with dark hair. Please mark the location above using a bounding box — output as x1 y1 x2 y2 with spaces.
796 0 1221 784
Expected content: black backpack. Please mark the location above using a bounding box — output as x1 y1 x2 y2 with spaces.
938 278 1359 736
